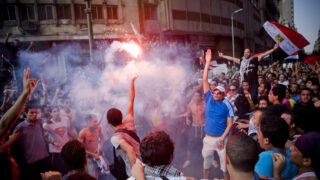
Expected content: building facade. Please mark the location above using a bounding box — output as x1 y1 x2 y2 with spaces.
278 0 295 29
0 0 280 58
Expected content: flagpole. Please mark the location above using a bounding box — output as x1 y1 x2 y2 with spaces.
231 9 243 60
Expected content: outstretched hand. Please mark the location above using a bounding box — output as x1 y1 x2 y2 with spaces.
132 73 139 81
205 49 212 63
23 68 36 95
274 43 279 50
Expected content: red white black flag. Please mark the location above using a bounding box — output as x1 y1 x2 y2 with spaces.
263 21 309 55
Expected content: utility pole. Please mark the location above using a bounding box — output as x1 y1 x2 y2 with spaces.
85 0 94 62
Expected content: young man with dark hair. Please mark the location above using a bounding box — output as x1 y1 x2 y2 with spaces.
203 49 234 180
43 106 72 175
255 116 298 179
268 84 287 105
272 132 320 180
183 90 205 168
107 75 141 177
218 43 279 101
281 111 299 148
61 140 94 180
130 131 193 180
79 114 105 179
10 104 51 180
226 133 260 180
293 88 320 133
258 82 271 97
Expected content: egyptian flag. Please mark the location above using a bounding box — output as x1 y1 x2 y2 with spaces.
263 21 309 56
284 52 299 60
304 55 320 65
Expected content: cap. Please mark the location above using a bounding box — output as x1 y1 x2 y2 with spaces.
213 86 225 93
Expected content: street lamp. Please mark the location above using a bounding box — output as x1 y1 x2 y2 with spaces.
84 0 94 62
231 8 243 58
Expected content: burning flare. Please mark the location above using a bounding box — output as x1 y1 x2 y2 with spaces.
122 42 141 58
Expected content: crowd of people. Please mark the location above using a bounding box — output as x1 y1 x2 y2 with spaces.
0 33 320 180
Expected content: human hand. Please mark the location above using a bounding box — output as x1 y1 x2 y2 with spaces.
131 162 145 180
205 49 212 63
271 153 286 179
236 122 246 129
132 73 139 82
274 43 279 50
53 142 61 147
41 171 62 180
23 68 36 95
314 100 320 108
217 139 224 150
186 119 191 126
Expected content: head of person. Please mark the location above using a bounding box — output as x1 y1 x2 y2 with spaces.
300 88 313 105
279 74 287 83
24 104 38 123
13 39 20 47
231 79 237 85
285 68 292 75
285 88 292 99
252 109 263 126
257 96 270 109
243 48 251 59
281 111 297 131
63 98 72 110
213 86 225 102
107 108 123 128
290 83 299 94
306 80 313 89
66 172 96 180
86 114 99 129
193 90 203 102
50 106 60 120
140 131 174 166
241 80 250 92
290 132 320 178
302 72 308 81
311 84 319 97
258 116 289 150
210 79 219 91
268 73 276 84
290 76 297 84
258 82 271 96
300 81 306 89
226 133 259 177
61 140 86 171
229 84 238 96
258 76 264 85
268 84 286 104
219 72 226 80
36 108 42 123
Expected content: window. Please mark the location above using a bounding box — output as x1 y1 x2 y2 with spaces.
91 5 103 19
57 4 71 19
21 4 35 20
144 4 157 20
106 6 118 20
4 5 16 20
38 5 53 20
75 4 86 20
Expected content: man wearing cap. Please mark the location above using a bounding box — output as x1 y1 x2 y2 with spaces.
272 131 320 180
202 49 234 180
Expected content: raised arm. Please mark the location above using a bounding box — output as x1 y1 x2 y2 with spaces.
0 69 35 143
203 49 212 93
127 75 138 117
262 62 279 76
257 43 279 62
26 41 34 51
4 33 11 45
218 51 240 64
